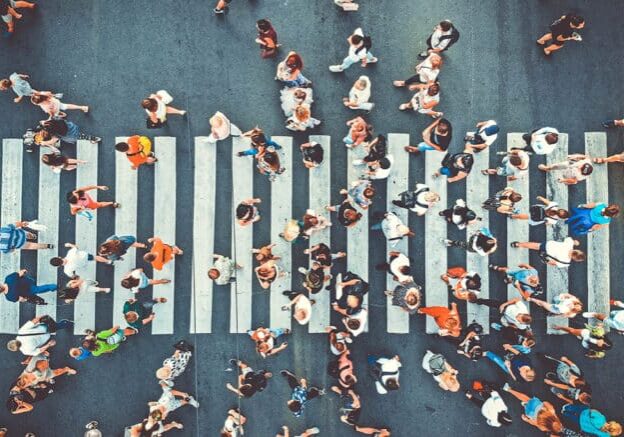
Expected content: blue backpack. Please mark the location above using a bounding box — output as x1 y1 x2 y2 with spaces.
566 207 593 236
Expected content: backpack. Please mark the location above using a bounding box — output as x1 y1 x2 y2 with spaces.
529 204 546 223
566 207 594 236
428 353 447 376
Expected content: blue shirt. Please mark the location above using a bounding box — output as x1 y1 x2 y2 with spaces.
290 386 308 417
507 268 538 292
0 224 26 253
580 408 609 437
4 272 36 302
590 203 610 225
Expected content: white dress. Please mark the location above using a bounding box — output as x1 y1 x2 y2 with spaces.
280 87 314 117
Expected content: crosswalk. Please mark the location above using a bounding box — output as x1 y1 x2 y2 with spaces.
0 132 613 335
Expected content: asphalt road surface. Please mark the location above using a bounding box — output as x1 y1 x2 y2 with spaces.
1 1 623 436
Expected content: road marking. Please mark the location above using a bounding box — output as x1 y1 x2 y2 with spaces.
466 144 489 333
308 136 331 333
0 139 22 334
151 137 177 334
190 137 215 334
546 133 569 332
386 134 410 334
230 136 254 333
506 134 529 301
113 137 137 327
585 132 610 321
270 136 293 330
424 151 447 333
73 141 99 333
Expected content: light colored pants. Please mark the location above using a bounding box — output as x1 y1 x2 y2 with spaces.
339 52 376 70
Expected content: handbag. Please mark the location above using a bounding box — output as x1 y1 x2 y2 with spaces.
146 118 166 129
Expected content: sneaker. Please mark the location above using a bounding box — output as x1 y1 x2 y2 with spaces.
441 239 452 247
213 7 224 14
298 267 308 275
307 427 320 435
186 396 199 408
490 322 502 331
582 312 597 319
329 65 343 73
228 358 239 367
502 383 510 392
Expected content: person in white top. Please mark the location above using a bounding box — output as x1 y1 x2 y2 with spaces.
142 90 186 125
465 120 499 151
329 28 377 72
365 155 394 180
369 355 401 394
282 291 314 325
333 304 368 337
529 293 582 318
220 408 246 437
371 212 414 247
511 237 585 268
511 196 569 226
343 76 374 111
49 242 111 278
473 297 532 330
521 127 559 155
399 82 442 118
422 350 460 392
465 382 512 428
538 154 594 185
481 149 530 182
207 111 242 144
393 53 442 88
386 251 413 284
6 316 65 356
392 183 440 216
419 20 460 58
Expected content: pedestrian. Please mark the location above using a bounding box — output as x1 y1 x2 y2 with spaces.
385 282 421 315
255 19 279 58
543 355 588 393
142 90 186 128
510 196 569 226
32 118 101 150
503 384 563 435
474 297 532 331
482 187 522 216
58 278 109 303
286 104 321 131
421 350 460 392
143 237 183 271
276 51 312 88
342 180 375 210
520 126 559 155
353 134 386 165
208 254 240 285
16 355 77 388
0 221 53 253
481 149 529 181
367 354 401 394
6 382 53 415
236 198 261 226
418 303 461 337
326 326 353 355
583 299 624 335
207 111 242 144
538 154 594 185
7 316 71 356
325 195 363 229
404 118 452 154
280 370 324 417
489 263 542 300
343 116 371 148
433 148 474 182
41 153 86 173
255 258 287 289
300 141 324 169
81 325 137 357
256 147 285 182
444 227 497 256
333 303 368 337
530 293 582 319
561 405 621 437
376 250 413 284
148 381 199 419
123 297 167 330
439 198 480 229
441 267 481 300
304 244 344 270
465 381 512 427
511 237 585 267
566 202 619 236
370 212 414 247
392 183 440 216
121 268 171 293
247 326 290 358
484 344 535 382
456 322 484 361
50 242 111 278
334 0 359 11
0 269 56 305
213 0 231 14
156 340 194 387
67 185 119 217
552 324 613 359
418 20 460 58
331 386 361 426
365 155 394 180
298 264 330 294
393 53 443 88
221 408 247 437
399 82 442 117
343 75 374 111
329 349 358 392
537 13 585 56
31 91 89 118
115 135 157 170
329 27 377 72
282 291 315 325
97 235 146 263
226 359 272 398
0 72 37 102
464 120 499 152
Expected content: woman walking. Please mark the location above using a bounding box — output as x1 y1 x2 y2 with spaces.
142 90 186 128
255 19 279 58
276 51 312 88
41 153 86 173
67 185 119 217
482 188 522 216
329 28 377 72
31 91 88 118
121 268 170 293
502 384 563 435
393 53 442 88
399 82 442 118
0 221 53 253
344 76 374 111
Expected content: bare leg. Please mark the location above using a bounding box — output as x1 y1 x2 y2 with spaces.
544 44 564 55
553 325 582 336
62 103 89 113
13 1 36 8
536 33 552 44
149 279 171 286
514 242 540 250
511 213 528 220
166 106 186 115
21 242 51 250
505 386 531 403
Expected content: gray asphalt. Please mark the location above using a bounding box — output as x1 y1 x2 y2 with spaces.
0 0 623 436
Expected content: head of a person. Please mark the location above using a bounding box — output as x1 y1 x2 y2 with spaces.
437 119 451 135
545 133 559 145
346 319 361 331
520 365 536 382
6 340 20 352
429 53 443 68
257 341 271 355
350 34 363 46
580 163 593 176
498 411 513 426
0 79 11 90
34 130 52 144
143 253 157 263
482 238 497 252
363 185 376 199
604 204 620 218
41 153 60 166
66 190 83 205
428 82 440 96
523 337 536 349
149 409 163 422
263 151 278 165
115 142 129 152
343 374 357 387
509 155 523 167
293 89 307 101
286 53 302 69
424 191 441 204
465 209 477 223
156 366 171 380
385 378 399 391
517 313 532 325
509 192 523 203
571 15 585 29
98 240 120 256
294 104 310 121
537 409 562 434
82 338 97 351
405 290 420 307
294 307 309 322
121 277 140 289
466 277 480 291
548 208 570 219
344 209 361 222
49 257 64 267
439 20 453 31
355 77 368 90
250 131 267 146
603 421 622 436
470 345 483 360
124 311 139 324
571 250 586 262
35 359 49 372
287 400 302 412
6 395 23 414
445 317 459 330
31 94 49 104
69 348 82 359
256 19 271 32
378 157 391 170
526 275 540 287
141 98 158 112
578 391 592 405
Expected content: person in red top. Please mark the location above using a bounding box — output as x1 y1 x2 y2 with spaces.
418 303 462 337
115 136 157 170
143 237 183 271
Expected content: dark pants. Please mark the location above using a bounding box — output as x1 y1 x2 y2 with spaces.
404 74 424 86
474 298 505 309
561 404 587 430
446 239 474 252
467 381 497 407
282 371 321 398
392 199 409 209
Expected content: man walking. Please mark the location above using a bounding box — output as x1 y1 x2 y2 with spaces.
7 316 73 356
419 20 460 58
1 269 56 304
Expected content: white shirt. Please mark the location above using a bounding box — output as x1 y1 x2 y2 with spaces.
347 28 367 61
415 57 440 83
375 357 401 394
535 201 560 225
293 295 312 325
63 247 91 278
531 127 559 155
501 301 530 330
502 151 529 177
474 120 499 146
381 212 408 246
389 253 412 283
369 154 394 180
482 391 507 427
561 158 592 182
16 321 50 356
344 308 368 337
545 237 574 267
409 183 432 215
430 26 452 50
412 89 439 110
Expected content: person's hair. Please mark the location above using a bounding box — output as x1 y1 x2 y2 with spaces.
141 98 158 112
343 374 356 386
303 213 319 229
31 94 49 104
288 400 302 412
524 337 536 348
346 319 361 330
58 286 79 301
570 15 585 27
482 238 497 252
438 119 451 134
239 384 255 397
257 342 270 354
405 292 419 306
344 209 361 222
6 395 20 413
399 265 411 276
605 204 620 217
509 155 522 167
363 186 376 199
121 277 140 289
571 250 586 262
236 203 251 220
41 153 66 167
509 192 522 203
351 34 363 45
603 421 622 436
545 133 559 145
49 257 64 267
250 132 267 146
445 317 459 329
150 409 163 421
286 53 302 70
578 392 592 405
385 378 399 391
499 411 513 426
115 142 129 152
573 377 586 388
518 314 532 324
429 82 440 95
466 278 480 290
0 79 10 90
98 239 122 256
536 408 562 434
378 157 391 170
69 348 82 358
263 151 278 165
430 54 443 68
66 190 82 204
556 208 570 219
439 20 453 31
6 340 20 352
124 311 139 323
82 338 97 351
580 163 593 176
143 253 157 262
256 19 271 32
295 105 310 121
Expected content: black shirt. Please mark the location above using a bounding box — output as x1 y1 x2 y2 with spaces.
442 152 474 177
429 126 452 151
550 15 575 38
311 243 332 267
302 142 324 165
338 201 361 227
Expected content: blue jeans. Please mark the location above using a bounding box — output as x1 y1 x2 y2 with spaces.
55 319 74 331
283 73 310 88
31 283 57 294
417 142 436 152
485 351 510 376
340 52 376 70
370 222 383 231
561 404 586 428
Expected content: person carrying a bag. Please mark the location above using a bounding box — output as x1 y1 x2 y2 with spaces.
1 269 57 304
142 90 186 128
7 315 73 356
368 354 401 395
511 237 585 268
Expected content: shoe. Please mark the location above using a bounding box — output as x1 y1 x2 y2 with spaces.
603 120 615 128
441 239 452 247
113 202 121 208
307 428 320 435
213 7 224 14
298 267 308 275
329 65 343 73
521 133 531 143
502 383 510 392
90 137 101 144
46 244 55 249
174 340 194 353
228 358 239 367
490 322 502 331
186 396 199 408
582 312 597 319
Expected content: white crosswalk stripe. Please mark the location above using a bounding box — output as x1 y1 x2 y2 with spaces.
0 132 615 335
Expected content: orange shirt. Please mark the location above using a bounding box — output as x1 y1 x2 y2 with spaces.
149 238 173 270
126 135 152 168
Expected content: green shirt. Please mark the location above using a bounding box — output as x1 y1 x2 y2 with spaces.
92 328 122 357
123 300 150 330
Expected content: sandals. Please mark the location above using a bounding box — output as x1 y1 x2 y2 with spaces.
510 241 520 248
112 202 121 208
398 103 410 111
481 170 490 175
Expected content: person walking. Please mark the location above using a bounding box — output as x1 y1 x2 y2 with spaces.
370 212 414 247
0 72 37 102
7 316 72 356
385 282 421 315
582 299 624 335
329 27 377 72
510 196 569 226
502 384 563 435
398 82 442 117
404 118 452 154
537 13 585 56
58 278 110 303
221 408 247 437
538 154 594 185
123 297 167 330
280 370 324 417
421 350 460 392
207 111 242 144
41 153 87 173
433 148 474 183
275 51 312 88
325 196 363 229
439 198 479 229
481 150 529 181
115 135 157 170
465 381 512 428
121 268 170 293
552 324 612 359
342 115 371 148
343 76 374 111
255 19 279 58
156 340 194 387
418 303 461 337
393 53 442 88
489 263 541 300
32 119 101 150
474 297 532 331
236 198 262 226
368 354 401 394
81 325 137 357
226 359 272 398
300 141 324 169
1 269 56 304
511 237 585 267
484 343 535 382
441 267 481 300
247 326 290 358
561 405 621 437
67 185 119 217
529 293 582 319
465 120 499 152
208 253 240 285
418 20 460 58
97 235 146 263
143 237 183 271
142 90 186 128
343 179 375 210
392 183 440 215
444 227 497 256
281 291 314 325
521 127 560 155
566 202 619 236
50 242 111 278
0 221 53 253
31 91 88 118
482 187 523 216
